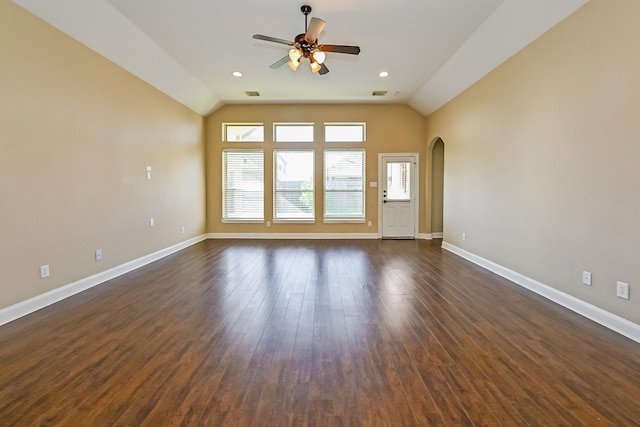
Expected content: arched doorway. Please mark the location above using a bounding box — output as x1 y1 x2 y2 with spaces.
430 138 444 239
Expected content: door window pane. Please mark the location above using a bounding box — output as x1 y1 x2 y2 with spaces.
386 162 411 200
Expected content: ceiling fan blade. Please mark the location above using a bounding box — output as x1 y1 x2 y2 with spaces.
253 34 294 46
305 17 326 43
318 44 361 55
269 55 290 69
318 63 329 75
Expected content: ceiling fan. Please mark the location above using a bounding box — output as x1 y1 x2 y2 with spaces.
252 5 361 75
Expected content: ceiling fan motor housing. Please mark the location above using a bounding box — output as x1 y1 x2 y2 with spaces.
295 34 316 57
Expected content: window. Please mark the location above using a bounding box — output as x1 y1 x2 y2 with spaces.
222 150 264 221
324 150 365 221
386 162 411 200
274 123 314 142
224 124 264 142
274 150 314 221
324 123 365 142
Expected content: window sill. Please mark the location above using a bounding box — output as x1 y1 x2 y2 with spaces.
272 219 315 224
221 219 265 224
323 218 366 224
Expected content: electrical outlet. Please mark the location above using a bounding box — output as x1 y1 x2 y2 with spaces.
95 249 103 261
582 271 592 286
367 221 372 227
149 218 154 227
266 221 271 227
462 233 466 241
616 281 630 300
40 265 50 279
181 226 186 234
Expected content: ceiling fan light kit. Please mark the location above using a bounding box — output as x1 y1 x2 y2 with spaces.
288 59 300 71
253 5 360 76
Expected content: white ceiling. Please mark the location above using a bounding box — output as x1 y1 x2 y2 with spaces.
13 0 588 116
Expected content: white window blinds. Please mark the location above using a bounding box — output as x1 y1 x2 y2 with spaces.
222 150 264 221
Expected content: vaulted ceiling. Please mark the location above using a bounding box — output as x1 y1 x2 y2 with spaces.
13 0 588 116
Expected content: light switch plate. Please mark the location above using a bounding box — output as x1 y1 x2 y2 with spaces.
582 271 592 286
40 265 50 278
616 281 630 300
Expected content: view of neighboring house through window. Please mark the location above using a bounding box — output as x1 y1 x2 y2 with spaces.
222 122 367 223
274 150 314 221
222 150 264 221
224 124 264 142
324 150 365 220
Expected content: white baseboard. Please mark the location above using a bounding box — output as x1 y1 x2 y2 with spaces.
431 232 443 239
441 242 640 344
0 235 208 327
207 232 380 240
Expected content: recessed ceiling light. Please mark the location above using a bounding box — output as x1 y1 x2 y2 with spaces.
232 71 243 77
378 71 389 78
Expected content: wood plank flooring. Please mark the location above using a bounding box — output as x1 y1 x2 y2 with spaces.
1 239 639 426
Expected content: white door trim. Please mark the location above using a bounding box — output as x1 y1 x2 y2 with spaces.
378 153 419 239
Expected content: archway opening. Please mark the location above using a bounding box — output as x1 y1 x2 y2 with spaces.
430 138 444 239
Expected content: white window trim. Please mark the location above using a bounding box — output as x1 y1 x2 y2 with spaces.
323 218 366 224
272 219 316 224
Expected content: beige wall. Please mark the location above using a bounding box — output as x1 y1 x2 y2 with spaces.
426 0 640 324
0 2 206 309
206 104 428 235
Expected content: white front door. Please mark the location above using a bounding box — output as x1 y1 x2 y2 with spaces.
380 154 417 239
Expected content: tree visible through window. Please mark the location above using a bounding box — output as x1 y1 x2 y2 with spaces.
324 150 365 220
274 150 314 220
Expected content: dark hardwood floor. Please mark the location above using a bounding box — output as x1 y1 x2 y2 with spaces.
1 239 639 426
